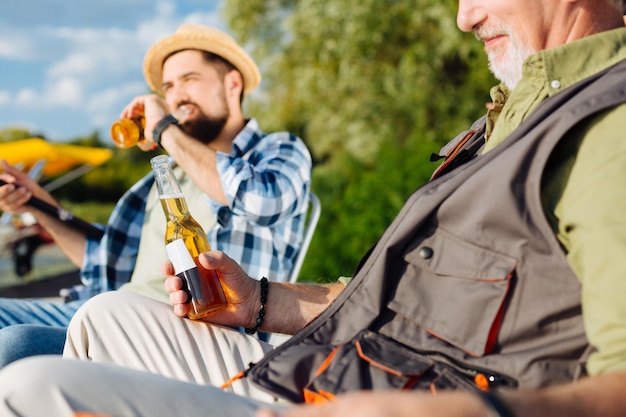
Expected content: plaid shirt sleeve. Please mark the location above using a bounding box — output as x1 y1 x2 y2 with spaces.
211 118 312 282
218 118 312 225
61 173 154 301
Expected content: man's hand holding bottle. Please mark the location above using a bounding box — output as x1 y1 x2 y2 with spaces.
111 94 188 151
162 250 262 329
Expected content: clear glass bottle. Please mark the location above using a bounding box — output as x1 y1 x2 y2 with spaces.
150 154 227 319
110 115 146 149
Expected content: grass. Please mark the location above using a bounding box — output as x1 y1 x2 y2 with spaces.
58 199 116 225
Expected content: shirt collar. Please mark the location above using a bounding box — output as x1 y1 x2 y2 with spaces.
230 118 263 157
529 27 626 97
490 27 626 104
485 27 626 146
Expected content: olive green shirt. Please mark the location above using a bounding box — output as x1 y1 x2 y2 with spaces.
484 28 626 375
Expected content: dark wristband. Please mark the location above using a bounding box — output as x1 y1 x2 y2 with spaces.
152 114 179 148
478 391 515 417
245 277 268 335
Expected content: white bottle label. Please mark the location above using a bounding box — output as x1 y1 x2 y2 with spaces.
165 239 194 273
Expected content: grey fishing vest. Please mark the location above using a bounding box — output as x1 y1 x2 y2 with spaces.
249 59 626 403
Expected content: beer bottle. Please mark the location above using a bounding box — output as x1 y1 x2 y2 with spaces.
150 155 227 319
110 116 146 148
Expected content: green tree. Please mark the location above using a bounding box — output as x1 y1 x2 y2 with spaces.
222 0 496 281
0 127 44 143
54 130 161 203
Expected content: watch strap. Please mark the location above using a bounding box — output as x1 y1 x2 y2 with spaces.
152 114 180 148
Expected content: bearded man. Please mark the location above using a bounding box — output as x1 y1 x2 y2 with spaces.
0 24 312 367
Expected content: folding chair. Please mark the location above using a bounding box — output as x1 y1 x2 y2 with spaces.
288 192 321 283
267 192 321 347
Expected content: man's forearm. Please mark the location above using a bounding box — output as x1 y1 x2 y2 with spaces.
160 124 228 205
263 282 345 335
504 371 626 417
33 209 87 267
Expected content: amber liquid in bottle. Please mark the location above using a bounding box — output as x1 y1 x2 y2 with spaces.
151 155 227 320
110 116 146 148
162 195 227 319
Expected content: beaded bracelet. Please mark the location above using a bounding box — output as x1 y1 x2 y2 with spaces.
245 277 268 334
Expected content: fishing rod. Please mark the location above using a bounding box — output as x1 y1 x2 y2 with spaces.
0 179 104 240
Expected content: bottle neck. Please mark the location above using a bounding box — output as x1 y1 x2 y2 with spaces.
159 193 191 221
152 155 183 197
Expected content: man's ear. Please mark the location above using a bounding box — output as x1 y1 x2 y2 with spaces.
224 70 244 99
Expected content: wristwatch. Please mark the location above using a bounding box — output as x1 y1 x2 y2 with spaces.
152 114 180 148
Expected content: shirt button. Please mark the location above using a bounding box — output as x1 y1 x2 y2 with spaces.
419 246 434 259
217 206 230 226
550 80 561 89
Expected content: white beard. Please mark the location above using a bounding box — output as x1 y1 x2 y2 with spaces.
477 26 537 90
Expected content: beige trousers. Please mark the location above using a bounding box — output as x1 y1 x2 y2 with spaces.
64 290 276 401
0 291 285 416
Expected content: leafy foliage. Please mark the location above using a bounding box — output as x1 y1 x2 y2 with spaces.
223 0 496 281
1 1 498 282
0 127 44 143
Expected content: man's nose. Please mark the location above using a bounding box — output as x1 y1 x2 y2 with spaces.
166 86 190 110
457 0 486 33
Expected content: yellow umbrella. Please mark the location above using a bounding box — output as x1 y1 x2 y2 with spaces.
0 138 113 176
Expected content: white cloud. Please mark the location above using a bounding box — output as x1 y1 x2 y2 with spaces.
15 89 38 106
11 78 83 108
46 77 83 106
48 27 144 80
183 11 226 29
156 0 177 19
0 0 156 28
85 82 149 137
0 36 35 60
0 91 10 106
85 82 147 114
48 52 97 78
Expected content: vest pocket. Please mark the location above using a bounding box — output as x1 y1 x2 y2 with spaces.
303 330 435 402
302 330 509 403
389 226 517 356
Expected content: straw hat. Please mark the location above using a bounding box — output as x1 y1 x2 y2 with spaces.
143 24 261 96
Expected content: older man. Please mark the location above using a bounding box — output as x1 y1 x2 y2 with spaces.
0 0 625 416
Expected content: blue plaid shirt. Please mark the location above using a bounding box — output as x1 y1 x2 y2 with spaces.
64 119 311 301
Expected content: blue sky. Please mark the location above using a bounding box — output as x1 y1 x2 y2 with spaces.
0 0 225 143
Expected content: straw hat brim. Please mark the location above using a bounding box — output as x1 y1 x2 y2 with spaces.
143 24 261 96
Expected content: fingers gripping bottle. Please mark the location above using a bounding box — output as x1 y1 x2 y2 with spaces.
150 155 227 319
